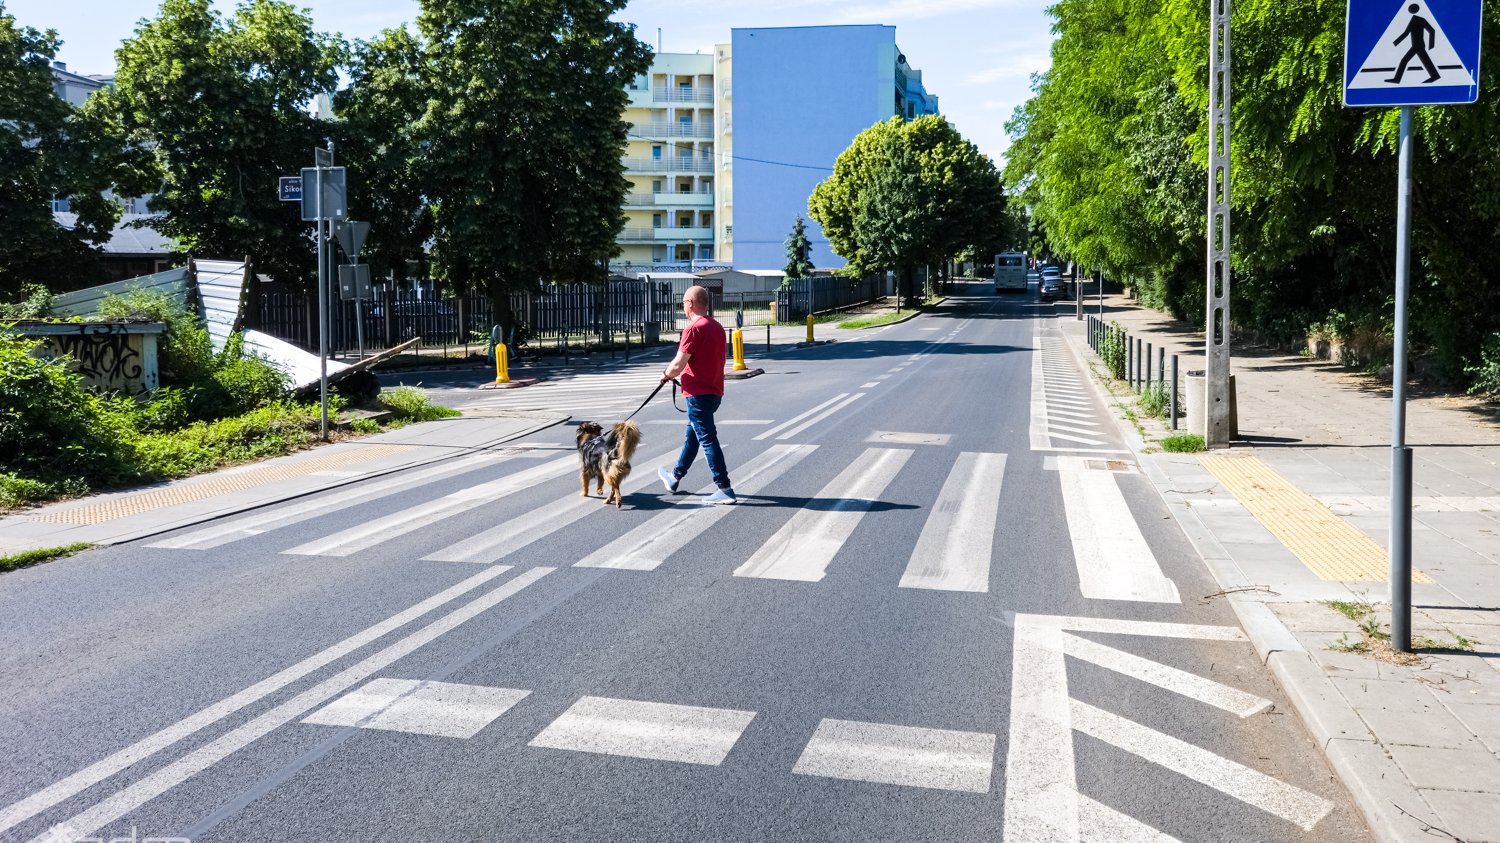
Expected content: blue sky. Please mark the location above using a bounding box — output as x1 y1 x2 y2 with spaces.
7 0 1053 162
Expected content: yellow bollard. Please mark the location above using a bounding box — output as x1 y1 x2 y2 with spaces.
495 342 510 384
806 314 815 344
732 328 746 371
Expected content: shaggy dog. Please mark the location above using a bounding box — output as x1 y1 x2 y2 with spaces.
575 420 642 508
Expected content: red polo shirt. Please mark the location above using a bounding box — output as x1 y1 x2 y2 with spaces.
678 315 726 397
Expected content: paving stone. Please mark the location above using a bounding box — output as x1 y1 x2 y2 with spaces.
1419 789 1500 843
1388 744 1500 791
1356 706 1477 749
1446 703 1500 754
1275 601 1365 634
1330 676 1440 713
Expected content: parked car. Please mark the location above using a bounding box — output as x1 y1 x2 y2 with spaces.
1040 276 1069 302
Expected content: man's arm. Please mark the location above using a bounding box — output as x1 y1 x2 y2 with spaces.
663 349 691 382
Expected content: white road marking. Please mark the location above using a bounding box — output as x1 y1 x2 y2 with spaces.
424 450 679 564
1046 409 1098 422
860 382 880 388
32 568 554 843
0 565 517 837
792 719 995 793
754 394 851 441
1060 467 1180 602
899 452 1006 592
283 455 576 557
1059 633 1272 717
775 393 865 440
149 452 508 550
1071 701 1332 830
1003 614 1326 841
1004 622 1080 841
303 678 529 739
1048 422 1106 438
734 448 912 582
529 696 755 766
575 445 816 571
1034 447 1133 455
1049 431 1107 446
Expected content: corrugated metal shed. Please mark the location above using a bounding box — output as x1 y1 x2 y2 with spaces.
50 267 190 317
193 259 250 355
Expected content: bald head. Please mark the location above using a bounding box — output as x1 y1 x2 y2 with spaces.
683 285 709 316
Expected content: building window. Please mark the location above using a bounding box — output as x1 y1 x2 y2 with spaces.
653 180 663 194
652 145 663 159
653 213 663 229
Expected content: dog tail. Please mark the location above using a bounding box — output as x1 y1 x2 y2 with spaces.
613 420 641 462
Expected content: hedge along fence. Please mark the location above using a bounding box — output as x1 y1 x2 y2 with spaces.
773 274 888 323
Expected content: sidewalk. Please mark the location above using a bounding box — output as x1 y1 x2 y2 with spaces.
0 410 566 556
1056 295 1500 843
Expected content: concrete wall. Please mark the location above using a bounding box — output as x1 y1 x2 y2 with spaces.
731 26 911 271
14 322 165 396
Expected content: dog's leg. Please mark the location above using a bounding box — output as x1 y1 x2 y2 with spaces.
611 484 622 508
580 470 589 498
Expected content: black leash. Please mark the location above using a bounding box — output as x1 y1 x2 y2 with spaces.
622 378 685 422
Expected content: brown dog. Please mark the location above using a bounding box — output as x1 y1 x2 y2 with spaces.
575 420 642 508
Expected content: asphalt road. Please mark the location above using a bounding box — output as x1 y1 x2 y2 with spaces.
0 282 1373 842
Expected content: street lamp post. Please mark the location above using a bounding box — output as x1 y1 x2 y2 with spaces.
1204 0 1234 447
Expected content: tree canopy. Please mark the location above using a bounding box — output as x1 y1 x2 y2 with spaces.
809 115 1011 281
0 2 126 297
1005 0 1500 383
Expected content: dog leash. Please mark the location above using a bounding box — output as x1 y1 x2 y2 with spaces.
622 378 686 422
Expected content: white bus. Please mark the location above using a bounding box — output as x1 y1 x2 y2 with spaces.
994 251 1027 293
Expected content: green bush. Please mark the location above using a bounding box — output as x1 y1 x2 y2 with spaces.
0 284 53 320
1100 324 1126 379
349 417 381 434
1466 331 1500 400
0 472 65 508
1160 433 1206 453
0 334 136 485
1138 381 1171 419
132 404 314 479
96 287 216 386
380 386 460 422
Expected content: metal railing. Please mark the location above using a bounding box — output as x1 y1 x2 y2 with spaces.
1086 315 1183 429
632 121 712 139
652 87 713 103
773 275 884 323
250 280 678 356
622 157 715 173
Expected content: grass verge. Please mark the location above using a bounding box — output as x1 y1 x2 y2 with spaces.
838 312 910 330
0 542 93 573
1160 433 1206 453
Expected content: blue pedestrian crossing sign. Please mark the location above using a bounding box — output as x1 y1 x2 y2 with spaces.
1346 0 1482 105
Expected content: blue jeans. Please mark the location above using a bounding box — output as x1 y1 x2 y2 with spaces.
674 394 731 490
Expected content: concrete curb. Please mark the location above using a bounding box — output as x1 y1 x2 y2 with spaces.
1053 315 1437 843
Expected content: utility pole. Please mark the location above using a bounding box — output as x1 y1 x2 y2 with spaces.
1204 0 1234 448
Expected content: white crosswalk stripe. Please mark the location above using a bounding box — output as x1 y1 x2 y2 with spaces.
899 452 1006 592
466 365 670 417
1031 332 1110 450
734 447 912 582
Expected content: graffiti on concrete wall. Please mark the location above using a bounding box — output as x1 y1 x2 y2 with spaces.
21 323 161 396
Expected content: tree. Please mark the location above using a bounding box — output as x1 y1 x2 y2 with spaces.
335 27 432 287
783 216 814 281
414 0 652 337
810 115 1006 300
0 3 125 297
92 0 344 289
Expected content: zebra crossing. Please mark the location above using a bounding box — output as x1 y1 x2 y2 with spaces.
150 436 1173 602
1030 333 1120 452
464 363 675 419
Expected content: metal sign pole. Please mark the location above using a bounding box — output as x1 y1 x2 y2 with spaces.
1204 0 1234 448
1390 105 1414 651
315 156 328 442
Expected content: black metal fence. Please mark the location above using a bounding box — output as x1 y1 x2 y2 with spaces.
249 280 678 355
773 275 885 323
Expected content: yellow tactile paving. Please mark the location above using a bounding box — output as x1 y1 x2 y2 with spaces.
28 445 416 526
1200 455 1432 584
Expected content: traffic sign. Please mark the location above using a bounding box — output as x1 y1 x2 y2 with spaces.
278 176 302 202
334 220 371 259
338 264 372 301
1345 0 1482 106
300 167 348 221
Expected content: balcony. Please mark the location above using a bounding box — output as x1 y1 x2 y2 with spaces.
624 192 715 208
654 226 713 242
623 157 715 174
632 121 713 139
652 87 713 104
618 227 657 242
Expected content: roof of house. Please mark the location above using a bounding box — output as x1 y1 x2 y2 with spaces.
54 212 172 256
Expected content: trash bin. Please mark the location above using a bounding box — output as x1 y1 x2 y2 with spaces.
1184 371 1238 439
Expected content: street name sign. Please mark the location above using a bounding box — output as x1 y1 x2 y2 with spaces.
1345 0 1483 106
278 176 302 202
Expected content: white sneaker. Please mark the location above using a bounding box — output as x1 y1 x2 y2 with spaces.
658 466 680 494
703 488 736 505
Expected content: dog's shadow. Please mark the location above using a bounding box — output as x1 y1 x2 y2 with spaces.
619 494 919 512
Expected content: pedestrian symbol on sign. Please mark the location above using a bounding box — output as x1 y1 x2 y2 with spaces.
1347 0 1477 96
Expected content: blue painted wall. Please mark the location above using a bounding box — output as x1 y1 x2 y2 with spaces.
732 26 935 270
